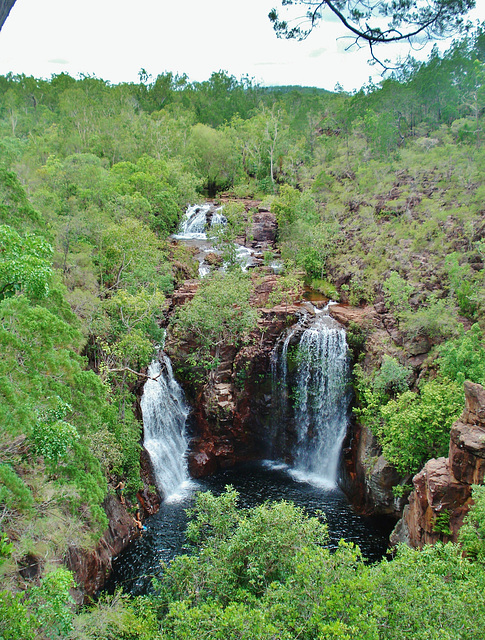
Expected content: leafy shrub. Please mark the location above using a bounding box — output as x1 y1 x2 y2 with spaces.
378 377 463 474
382 271 413 317
0 568 74 640
445 252 479 318
373 355 411 398
346 321 367 360
170 271 258 378
72 591 159 640
0 464 33 512
30 400 79 468
160 487 328 604
438 323 485 384
0 225 53 300
460 484 485 562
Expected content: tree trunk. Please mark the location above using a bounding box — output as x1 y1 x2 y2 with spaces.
0 0 17 31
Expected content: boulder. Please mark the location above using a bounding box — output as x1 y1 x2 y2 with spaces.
367 455 403 514
251 211 277 245
329 304 379 328
462 380 485 425
449 420 485 485
171 280 199 306
188 448 217 478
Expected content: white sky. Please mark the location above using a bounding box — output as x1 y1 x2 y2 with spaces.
0 0 484 92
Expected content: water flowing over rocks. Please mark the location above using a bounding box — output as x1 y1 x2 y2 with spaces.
391 381 485 547
172 201 278 277
140 357 190 499
269 311 351 485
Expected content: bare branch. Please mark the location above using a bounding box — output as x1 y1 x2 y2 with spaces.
0 0 17 31
106 366 162 380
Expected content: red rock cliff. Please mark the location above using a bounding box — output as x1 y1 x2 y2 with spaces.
391 381 485 547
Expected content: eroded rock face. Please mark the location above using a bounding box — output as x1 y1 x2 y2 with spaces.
342 421 409 517
66 495 140 604
138 448 161 516
329 303 379 328
367 455 405 513
171 280 200 307
391 382 485 548
462 380 485 426
179 297 303 477
187 312 303 477
250 210 277 246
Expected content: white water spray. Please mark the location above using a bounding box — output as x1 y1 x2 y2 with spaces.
140 356 191 499
173 204 226 240
271 310 351 487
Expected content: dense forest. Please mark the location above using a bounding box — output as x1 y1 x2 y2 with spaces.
1 24 485 639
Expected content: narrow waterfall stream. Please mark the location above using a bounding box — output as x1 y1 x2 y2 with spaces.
105 321 391 596
271 310 351 486
141 356 191 499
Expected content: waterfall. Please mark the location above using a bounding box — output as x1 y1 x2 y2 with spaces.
140 356 190 499
270 323 299 457
177 203 211 238
174 204 226 240
271 311 351 487
210 209 227 227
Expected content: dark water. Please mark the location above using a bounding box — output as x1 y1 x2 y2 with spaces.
105 462 393 596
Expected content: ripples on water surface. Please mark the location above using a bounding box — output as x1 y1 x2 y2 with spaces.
105 462 393 596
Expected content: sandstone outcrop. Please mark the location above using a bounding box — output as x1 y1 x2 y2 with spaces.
186 302 303 477
342 419 410 516
171 280 199 307
66 495 140 604
391 381 485 547
329 303 379 328
250 210 277 247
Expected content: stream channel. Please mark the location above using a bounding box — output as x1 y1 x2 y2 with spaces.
105 204 393 596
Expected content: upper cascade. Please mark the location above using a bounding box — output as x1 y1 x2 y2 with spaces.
172 203 258 275
271 309 351 488
140 355 191 500
173 203 226 240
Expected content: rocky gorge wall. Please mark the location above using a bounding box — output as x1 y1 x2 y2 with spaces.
169 286 304 477
391 381 485 547
77 200 482 602
66 446 160 603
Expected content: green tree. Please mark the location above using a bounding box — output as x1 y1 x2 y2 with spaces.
187 123 241 195
378 377 463 473
160 487 328 605
0 225 53 300
438 323 485 384
96 218 172 293
460 483 485 562
0 168 42 229
170 271 258 380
